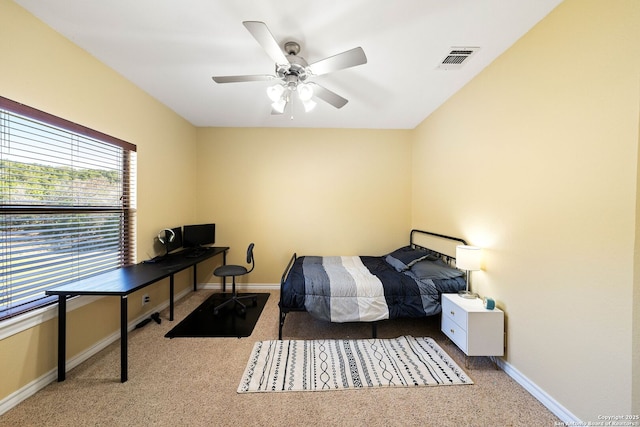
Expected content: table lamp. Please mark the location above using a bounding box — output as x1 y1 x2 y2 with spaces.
456 245 481 299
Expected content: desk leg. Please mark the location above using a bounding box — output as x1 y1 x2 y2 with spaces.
57 295 67 382
169 274 174 321
120 296 128 383
193 264 197 292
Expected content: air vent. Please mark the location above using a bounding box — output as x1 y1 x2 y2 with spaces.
437 47 480 70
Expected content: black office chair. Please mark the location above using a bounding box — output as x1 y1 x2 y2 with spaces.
212 243 257 315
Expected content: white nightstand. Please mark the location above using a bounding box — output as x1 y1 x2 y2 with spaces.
441 293 504 358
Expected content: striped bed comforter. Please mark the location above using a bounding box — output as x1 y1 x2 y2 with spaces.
280 255 464 323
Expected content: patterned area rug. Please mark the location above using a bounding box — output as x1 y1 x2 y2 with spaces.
238 335 472 393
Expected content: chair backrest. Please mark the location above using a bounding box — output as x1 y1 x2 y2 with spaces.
246 243 255 273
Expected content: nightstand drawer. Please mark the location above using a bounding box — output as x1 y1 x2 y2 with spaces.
442 294 468 329
442 315 468 353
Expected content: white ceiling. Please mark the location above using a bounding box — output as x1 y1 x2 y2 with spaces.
15 0 563 129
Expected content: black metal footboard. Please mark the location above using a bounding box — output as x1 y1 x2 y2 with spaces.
278 252 297 340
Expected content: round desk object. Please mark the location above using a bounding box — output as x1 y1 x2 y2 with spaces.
483 297 495 310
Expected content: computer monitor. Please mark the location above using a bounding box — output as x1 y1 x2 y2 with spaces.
165 226 183 254
183 224 215 248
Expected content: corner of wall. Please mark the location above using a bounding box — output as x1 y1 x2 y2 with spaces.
633 100 640 416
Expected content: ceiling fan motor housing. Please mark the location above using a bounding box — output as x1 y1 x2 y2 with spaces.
275 43 309 83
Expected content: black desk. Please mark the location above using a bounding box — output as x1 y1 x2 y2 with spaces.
45 246 229 383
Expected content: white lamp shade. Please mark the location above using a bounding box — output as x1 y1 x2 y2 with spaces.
271 98 287 113
267 84 285 102
456 245 481 271
302 99 317 112
297 83 314 101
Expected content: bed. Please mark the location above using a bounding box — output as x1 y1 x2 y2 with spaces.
278 229 468 339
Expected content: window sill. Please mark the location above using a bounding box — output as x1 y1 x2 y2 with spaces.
0 295 102 341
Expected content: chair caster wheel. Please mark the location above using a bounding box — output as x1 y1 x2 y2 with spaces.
252 298 257 307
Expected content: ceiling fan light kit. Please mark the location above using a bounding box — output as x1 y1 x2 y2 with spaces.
212 21 367 116
267 79 316 114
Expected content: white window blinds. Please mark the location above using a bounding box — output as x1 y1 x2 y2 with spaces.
0 96 136 320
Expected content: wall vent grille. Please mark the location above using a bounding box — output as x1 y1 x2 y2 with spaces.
437 47 480 70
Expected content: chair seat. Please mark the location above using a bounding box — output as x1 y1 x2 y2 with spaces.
214 265 248 277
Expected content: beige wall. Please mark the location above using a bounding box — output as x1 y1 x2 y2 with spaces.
0 0 199 400
195 127 412 283
635 104 640 415
412 0 639 421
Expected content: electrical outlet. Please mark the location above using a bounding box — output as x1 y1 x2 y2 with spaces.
142 294 150 306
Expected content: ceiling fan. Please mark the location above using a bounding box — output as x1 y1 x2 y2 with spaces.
212 21 367 114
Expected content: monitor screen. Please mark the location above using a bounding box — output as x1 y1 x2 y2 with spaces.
183 224 215 248
165 226 183 253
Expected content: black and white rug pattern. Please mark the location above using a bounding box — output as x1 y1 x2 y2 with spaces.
238 335 472 393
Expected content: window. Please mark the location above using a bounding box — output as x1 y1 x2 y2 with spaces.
0 96 136 320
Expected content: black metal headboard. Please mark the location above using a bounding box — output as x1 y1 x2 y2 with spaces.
409 229 467 265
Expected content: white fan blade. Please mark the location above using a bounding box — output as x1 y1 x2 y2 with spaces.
212 75 274 84
310 83 348 109
308 47 367 76
243 21 289 65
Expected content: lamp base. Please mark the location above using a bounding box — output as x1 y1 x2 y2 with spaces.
458 290 478 299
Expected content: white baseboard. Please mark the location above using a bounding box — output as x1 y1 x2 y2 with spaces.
491 356 580 424
0 370 57 417
198 282 280 291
